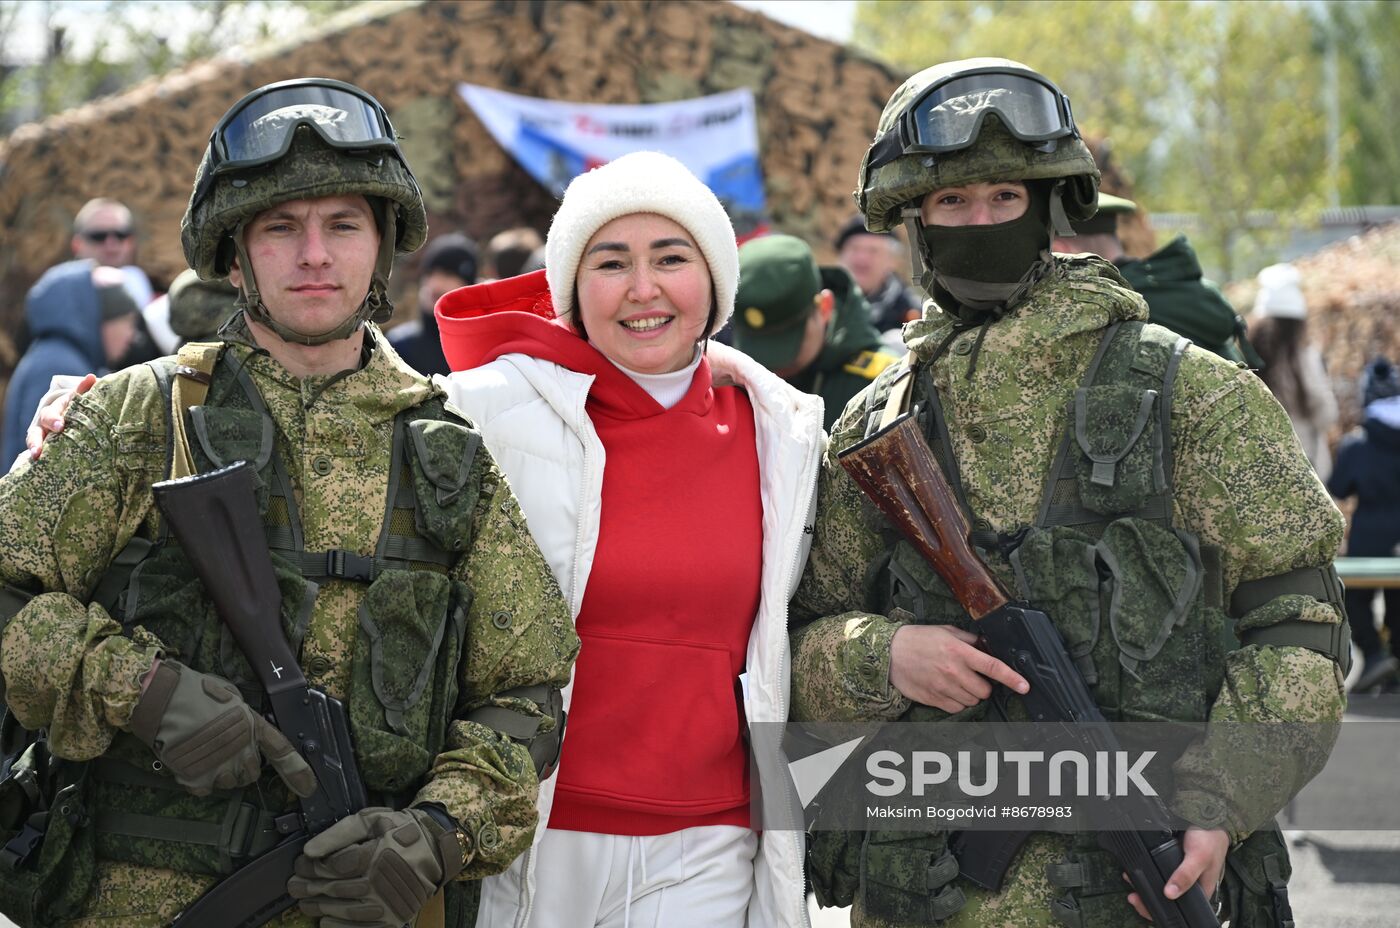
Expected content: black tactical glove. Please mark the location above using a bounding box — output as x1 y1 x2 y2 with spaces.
127 659 317 798
287 807 469 927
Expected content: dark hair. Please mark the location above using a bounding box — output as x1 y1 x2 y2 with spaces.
488 227 545 279
834 213 891 252
1250 316 1317 418
419 232 479 285
1362 356 1400 408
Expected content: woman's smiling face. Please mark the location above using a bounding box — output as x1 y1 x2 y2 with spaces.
575 212 713 374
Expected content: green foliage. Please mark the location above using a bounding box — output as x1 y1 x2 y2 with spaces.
1323 0 1400 205
852 0 1392 280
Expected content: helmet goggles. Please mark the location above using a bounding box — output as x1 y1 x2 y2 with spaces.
193 78 401 210
868 68 1078 171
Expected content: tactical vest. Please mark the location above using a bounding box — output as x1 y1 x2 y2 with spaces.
825 320 1338 927
0 342 487 926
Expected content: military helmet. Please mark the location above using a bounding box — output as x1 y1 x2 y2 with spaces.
166 268 239 340
181 77 427 279
857 58 1099 233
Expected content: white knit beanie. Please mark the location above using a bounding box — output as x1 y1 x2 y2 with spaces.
545 151 739 337
1253 262 1307 320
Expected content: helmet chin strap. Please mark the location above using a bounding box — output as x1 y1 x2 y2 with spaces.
1047 180 1077 238
230 208 398 347
902 206 938 298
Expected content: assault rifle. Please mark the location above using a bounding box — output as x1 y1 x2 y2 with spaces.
153 461 367 928
837 397 1220 928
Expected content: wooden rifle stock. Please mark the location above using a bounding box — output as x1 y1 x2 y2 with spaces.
838 414 1008 620
837 410 1221 927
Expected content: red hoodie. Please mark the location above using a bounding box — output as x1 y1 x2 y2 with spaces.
439 274 762 835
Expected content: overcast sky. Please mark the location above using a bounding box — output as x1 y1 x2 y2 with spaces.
6 1 858 66
733 0 857 43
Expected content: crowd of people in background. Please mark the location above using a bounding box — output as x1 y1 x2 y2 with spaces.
4 130 1397 720
0 60 1385 928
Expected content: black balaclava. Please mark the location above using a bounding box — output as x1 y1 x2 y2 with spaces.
917 180 1055 323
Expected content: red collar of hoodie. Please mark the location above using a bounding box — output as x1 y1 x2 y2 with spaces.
435 269 713 420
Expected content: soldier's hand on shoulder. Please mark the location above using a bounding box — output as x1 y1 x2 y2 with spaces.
889 624 1029 713
126 659 317 798
23 373 95 462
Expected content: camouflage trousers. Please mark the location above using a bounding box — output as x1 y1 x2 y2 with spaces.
850 834 1144 928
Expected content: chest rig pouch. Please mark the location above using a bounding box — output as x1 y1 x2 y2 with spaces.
0 704 96 926
837 322 1264 926
85 343 482 881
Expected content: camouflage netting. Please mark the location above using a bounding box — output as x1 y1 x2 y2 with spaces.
0 0 903 376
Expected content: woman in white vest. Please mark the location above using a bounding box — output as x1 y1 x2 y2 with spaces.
435 151 823 928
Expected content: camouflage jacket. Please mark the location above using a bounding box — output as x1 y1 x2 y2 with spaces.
0 321 579 926
789 257 1345 927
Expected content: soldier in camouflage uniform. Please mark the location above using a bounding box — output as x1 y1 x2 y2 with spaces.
792 59 1348 927
166 267 240 345
0 78 578 927
732 234 900 431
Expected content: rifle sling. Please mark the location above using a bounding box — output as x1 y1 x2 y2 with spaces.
169 342 221 480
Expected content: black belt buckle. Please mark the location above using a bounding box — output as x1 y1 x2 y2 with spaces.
325 549 373 582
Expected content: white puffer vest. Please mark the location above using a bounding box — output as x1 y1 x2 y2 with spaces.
438 341 823 928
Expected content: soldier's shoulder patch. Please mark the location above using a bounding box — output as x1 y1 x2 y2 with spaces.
842 349 898 380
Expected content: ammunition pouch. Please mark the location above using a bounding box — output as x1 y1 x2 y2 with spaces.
1220 827 1294 928
0 725 96 926
350 571 467 795
88 751 287 877
857 831 965 924
1046 841 1147 927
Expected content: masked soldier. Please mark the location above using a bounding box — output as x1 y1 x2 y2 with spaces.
0 78 578 928
792 59 1348 927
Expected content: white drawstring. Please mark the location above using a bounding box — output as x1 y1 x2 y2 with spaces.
622 835 649 928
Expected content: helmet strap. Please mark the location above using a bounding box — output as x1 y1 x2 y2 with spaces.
1048 179 1077 237
901 206 938 297
228 212 392 348
365 202 397 326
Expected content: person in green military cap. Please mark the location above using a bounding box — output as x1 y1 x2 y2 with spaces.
732 233 899 430
165 266 240 344
0 77 578 928
1051 190 1136 262
1053 192 1261 366
791 57 1348 928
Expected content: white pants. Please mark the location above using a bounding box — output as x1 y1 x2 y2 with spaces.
476 826 758 928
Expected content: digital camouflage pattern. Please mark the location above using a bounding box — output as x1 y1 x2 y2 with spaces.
857 58 1099 234
790 256 1346 928
0 321 579 926
166 268 238 341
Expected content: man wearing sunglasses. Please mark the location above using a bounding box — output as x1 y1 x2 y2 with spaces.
792 58 1347 928
71 198 139 270
0 78 577 928
68 197 171 362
